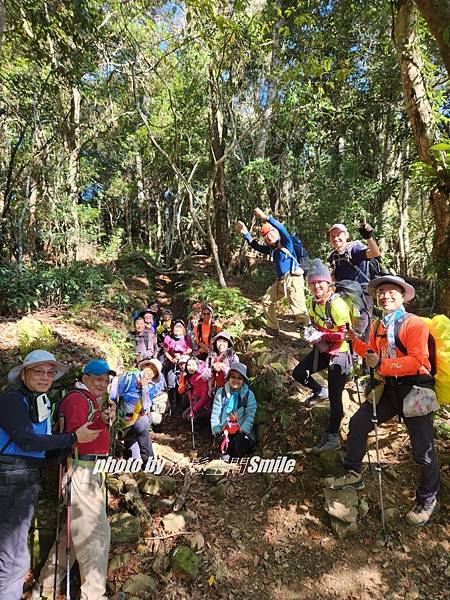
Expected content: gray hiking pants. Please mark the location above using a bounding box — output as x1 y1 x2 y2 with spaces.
344 380 440 504
0 457 42 600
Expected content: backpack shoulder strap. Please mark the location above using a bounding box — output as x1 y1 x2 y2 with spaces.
374 313 414 356
393 313 415 356
122 372 136 396
339 242 370 282
238 389 250 409
65 389 96 422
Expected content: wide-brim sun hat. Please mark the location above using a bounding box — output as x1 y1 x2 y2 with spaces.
227 361 249 382
139 358 163 375
177 354 191 365
368 275 415 303
8 349 69 384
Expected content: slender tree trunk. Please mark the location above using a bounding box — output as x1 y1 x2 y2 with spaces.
414 0 450 76
209 71 231 268
0 1 5 53
66 86 81 258
135 151 148 245
394 0 450 312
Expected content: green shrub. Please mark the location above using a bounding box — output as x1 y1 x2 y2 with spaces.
180 278 252 319
17 317 58 355
0 260 147 316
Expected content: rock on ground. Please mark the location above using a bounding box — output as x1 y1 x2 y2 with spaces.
170 544 200 579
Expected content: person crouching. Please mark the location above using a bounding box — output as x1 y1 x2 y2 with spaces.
211 363 257 462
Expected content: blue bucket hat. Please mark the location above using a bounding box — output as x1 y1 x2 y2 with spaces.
83 359 116 377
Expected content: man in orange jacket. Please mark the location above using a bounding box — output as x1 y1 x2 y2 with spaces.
327 275 440 526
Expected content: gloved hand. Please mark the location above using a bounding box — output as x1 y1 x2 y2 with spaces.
303 325 325 344
365 351 380 369
358 222 373 240
236 221 248 235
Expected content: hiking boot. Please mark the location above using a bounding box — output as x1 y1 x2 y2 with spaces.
405 498 438 526
311 432 341 454
325 470 365 490
266 327 280 337
305 386 328 406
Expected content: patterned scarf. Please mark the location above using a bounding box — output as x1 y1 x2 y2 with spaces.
382 306 406 358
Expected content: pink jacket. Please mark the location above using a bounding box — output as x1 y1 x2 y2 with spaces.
186 367 210 415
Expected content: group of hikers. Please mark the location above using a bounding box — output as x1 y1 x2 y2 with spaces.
0 205 446 600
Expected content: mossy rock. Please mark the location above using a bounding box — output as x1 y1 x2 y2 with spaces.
108 552 132 573
317 451 344 477
137 474 176 496
122 573 157 595
110 512 141 544
170 544 200 579
311 403 330 432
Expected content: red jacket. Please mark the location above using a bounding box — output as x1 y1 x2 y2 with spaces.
60 388 110 455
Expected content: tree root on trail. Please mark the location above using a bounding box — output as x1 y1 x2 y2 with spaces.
108 473 152 524
173 471 191 512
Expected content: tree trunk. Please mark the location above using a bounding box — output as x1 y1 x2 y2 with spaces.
414 0 450 76
0 1 5 53
135 151 148 245
209 71 231 268
66 86 81 258
394 0 450 312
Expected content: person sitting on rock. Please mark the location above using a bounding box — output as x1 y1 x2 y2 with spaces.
187 302 202 352
292 259 352 454
182 357 211 427
114 361 155 462
211 363 257 461
163 320 193 412
327 275 440 527
193 304 222 361
132 313 157 360
202 331 239 396
157 308 173 346
145 299 160 332
142 358 169 427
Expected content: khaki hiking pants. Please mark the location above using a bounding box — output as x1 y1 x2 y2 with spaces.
261 273 309 330
38 466 110 600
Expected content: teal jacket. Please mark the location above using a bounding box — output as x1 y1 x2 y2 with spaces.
210 382 257 441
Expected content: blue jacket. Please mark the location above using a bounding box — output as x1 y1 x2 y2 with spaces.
243 215 296 278
0 387 75 460
210 382 257 441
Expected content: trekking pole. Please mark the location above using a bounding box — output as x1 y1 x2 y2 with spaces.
189 398 195 450
367 349 387 540
52 417 66 600
65 467 73 600
346 323 372 473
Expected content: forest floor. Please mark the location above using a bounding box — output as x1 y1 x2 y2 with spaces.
0 259 449 600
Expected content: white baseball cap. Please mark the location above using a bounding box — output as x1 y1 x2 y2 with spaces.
328 223 348 236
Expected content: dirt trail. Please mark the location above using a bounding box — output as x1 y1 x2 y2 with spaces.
0 260 449 600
